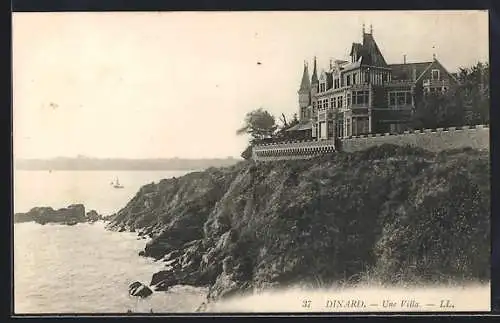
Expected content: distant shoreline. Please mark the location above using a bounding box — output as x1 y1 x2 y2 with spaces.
14 157 241 171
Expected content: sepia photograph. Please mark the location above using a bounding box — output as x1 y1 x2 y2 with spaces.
12 10 490 314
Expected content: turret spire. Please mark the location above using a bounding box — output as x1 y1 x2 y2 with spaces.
311 56 319 84
298 61 311 92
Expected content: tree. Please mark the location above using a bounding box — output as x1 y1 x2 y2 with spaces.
456 62 489 125
412 89 465 129
275 113 300 138
412 62 489 129
241 145 253 160
236 108 278 143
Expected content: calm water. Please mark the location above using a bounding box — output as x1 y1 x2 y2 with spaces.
14 170 194 215
14 170 207 314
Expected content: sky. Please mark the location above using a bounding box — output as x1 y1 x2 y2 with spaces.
12 10 489 159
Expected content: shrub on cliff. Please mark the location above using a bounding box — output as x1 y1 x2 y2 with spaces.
371 151 490 284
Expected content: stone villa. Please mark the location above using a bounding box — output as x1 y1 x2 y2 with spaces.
286 24 459 141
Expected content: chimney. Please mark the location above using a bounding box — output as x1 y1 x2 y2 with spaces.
412 66 417 81
403 54 407 64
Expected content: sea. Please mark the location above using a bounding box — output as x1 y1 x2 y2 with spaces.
13 169 208 314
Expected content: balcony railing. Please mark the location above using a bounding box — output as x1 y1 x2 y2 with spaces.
423 79 450 87
386 80 415 86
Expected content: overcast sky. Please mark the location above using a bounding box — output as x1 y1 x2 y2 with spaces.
12 10 488 159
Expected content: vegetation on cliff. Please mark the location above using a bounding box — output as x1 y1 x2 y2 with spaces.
106 144 490 301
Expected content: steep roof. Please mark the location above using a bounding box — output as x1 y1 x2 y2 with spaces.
298 63 311 92
415 59 459 84
311 57 319 84
326 71 333 89
360 33 388 67
389 62 433 81
285 120 313 132
350 43 362 57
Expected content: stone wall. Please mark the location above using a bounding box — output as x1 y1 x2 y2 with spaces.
340 125 489 153
251 125 489 161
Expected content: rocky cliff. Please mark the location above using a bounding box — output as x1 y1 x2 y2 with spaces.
106 144 490 302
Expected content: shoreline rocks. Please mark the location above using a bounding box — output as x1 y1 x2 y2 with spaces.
14 204 104 225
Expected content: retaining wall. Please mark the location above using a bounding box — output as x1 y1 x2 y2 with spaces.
340 125 489 153
252 125 489 161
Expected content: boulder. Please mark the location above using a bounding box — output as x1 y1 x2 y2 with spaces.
86 210 101 222
128 281 153 298
150 270 178 291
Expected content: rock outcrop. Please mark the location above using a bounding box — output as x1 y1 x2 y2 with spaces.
128 281 153 298
86 210 102 222
107 145 491 303
14 204 103 225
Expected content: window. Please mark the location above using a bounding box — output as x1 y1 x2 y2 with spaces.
388 91 412 107
331 97 335 108
337 118 344 138
397 92 406 105
352 91 369 105
334 79 339 89
328 121 334 138
339 96 343 109
324 99 329 109
346 75 351 86
301 107 306 119
312 101 316 112
359 117 369 134
320 83 326 92
389 93 396 106
431 69 440 80
347 93 351 107
318 100 323 109
353 73 357 85
320 122 327 138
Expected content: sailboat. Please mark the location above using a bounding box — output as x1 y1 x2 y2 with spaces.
112 178 124 189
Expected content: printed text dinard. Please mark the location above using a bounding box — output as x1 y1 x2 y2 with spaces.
301 299 455 309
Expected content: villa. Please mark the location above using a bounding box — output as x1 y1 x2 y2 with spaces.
287 24 459 141
250 24 487 161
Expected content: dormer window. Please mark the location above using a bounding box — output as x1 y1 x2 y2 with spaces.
320 83 326 92
431 69 440 80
